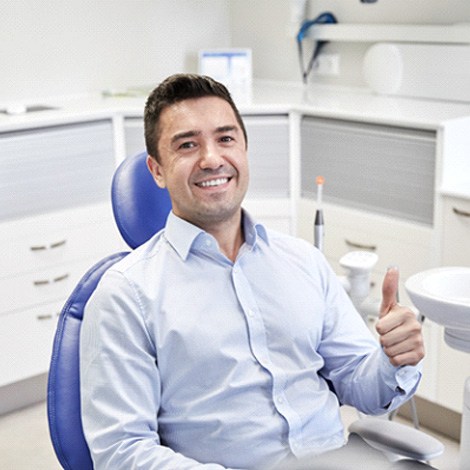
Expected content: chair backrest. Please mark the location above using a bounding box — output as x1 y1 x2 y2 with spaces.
111 151 172 249
47 253 128 470
47 151 171 469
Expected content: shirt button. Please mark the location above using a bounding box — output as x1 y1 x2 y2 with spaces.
247 310 255 317
277 396 284 404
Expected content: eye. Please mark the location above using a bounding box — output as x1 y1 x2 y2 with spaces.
178 141 197 150
219 135 234 144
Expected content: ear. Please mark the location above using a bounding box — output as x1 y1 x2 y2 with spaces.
146 155 166 189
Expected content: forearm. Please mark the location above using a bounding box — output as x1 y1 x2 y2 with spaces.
336 348 422 415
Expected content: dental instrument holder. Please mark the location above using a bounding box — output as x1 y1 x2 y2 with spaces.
314 210 324 253
339 251 379 321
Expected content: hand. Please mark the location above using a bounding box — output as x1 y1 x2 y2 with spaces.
375 267 425 367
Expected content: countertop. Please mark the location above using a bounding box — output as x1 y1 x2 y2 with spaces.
3 80 470 133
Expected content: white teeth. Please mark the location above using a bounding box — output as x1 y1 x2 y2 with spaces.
198 178 228 187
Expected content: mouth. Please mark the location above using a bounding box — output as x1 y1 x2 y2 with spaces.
195 177 231 188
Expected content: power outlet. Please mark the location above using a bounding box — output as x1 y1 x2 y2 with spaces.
314 53 340 76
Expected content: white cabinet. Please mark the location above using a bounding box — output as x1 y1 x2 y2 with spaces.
0 120 122 391
123 114 293 234
441 195 470 267
435 195 470 412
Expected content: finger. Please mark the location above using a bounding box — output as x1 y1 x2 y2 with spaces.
380 266 399 318
382 330 425 367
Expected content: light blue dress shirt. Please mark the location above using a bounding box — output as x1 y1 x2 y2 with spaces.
80 210 421 470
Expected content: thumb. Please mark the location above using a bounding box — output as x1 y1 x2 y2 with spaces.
380 266 399 318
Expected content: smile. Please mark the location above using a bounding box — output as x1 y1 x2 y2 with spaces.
196 177 230 188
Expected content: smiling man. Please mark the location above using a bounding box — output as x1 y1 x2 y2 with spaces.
80 74 425 470
146 93 249 261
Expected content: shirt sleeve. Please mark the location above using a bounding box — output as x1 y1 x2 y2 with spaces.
80 269 237 470
315 255 422 415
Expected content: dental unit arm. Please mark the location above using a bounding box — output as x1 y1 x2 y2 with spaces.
339 250 381 322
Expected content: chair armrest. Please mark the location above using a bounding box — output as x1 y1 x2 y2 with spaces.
348 417 444 461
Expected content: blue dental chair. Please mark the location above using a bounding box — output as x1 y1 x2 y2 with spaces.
46 152 443 469
47 151 171 470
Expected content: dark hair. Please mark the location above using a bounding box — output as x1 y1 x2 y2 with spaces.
144 74 248 162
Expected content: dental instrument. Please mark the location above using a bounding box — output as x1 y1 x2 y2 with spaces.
314 176 325 252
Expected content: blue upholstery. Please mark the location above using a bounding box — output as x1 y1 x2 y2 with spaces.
47 151 172 469
47 253 128 470
111 151 172 249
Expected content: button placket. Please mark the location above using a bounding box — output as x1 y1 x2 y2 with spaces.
231 261 304 455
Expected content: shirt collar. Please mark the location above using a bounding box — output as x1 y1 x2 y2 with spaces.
164 209 269 261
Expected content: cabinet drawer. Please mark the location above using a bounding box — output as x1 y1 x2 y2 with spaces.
297 199 435 302
0 259 102 314
0 204 122 278
442 196 470 266
0 300 62 387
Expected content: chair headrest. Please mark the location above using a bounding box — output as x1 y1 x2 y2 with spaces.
111 152 172 249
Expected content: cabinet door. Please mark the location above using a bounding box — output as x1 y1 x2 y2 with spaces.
124 117 145 158
301 117 436 226
0 300 62 386
436 330 470 413
0 120 115 222
442 196 470 266
243 115 290 198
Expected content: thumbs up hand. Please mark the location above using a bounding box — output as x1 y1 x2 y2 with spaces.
375 267 425 367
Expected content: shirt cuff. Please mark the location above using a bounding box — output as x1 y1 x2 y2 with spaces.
379 349 423 395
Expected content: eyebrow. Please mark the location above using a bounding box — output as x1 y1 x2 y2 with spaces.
171 130 200 145
170 126 239 145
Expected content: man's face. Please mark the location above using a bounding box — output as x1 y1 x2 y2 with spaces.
147 96 249 230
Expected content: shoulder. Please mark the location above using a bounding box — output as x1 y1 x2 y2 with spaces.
264 228 319 257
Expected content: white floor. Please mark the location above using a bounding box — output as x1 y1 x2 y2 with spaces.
0 401 462 469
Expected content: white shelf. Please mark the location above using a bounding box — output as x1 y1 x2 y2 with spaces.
309 23 470 44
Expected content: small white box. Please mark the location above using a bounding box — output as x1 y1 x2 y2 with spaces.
199 48 252 104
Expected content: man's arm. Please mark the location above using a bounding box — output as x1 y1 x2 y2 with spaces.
316 259 423 415
79 269 231 470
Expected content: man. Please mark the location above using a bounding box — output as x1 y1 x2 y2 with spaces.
80 74 424 469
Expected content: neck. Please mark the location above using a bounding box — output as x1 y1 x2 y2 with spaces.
205 212 244 262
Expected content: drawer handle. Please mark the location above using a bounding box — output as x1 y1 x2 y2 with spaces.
453 207 470 218
345 239 377 251
53 273 70 283
33 273 69 286
37 314 53 320
30 245 47 252
36 312 61 321
50 239 67 249
30 239 67 251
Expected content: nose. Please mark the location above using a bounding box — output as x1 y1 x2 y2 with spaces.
199 141 224 169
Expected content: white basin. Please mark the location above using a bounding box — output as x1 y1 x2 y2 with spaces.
405 267 470 352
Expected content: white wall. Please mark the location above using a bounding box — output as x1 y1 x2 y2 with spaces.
3 0 470 103
0 0 230 103
230 0 470 87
